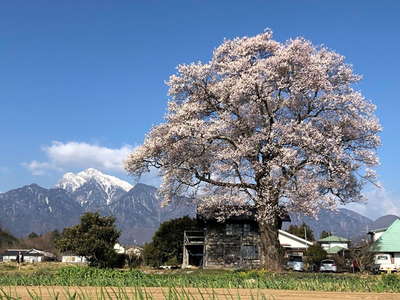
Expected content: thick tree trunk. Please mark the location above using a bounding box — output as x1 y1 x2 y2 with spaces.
258 221 285 271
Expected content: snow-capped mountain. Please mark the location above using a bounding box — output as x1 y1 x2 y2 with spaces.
56 168 132 205
109 183 195 243
110 183 161 228
56 172 87 193
0 169 195 243
0 169 389 245
71 179 123 213
54 169 195 242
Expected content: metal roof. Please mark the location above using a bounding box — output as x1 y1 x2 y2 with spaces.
1 250 30 256
1 248 54 257
368 227 387 233
278 229 313 246
318 235 350 243
370 219 400 252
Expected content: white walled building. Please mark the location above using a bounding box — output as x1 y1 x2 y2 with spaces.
1 249 55 263
317 235 350 255
61 255 87 263
114 243 126 254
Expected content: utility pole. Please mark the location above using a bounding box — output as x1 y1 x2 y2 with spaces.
18 251 21 271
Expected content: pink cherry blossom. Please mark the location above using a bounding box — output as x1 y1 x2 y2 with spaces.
125 30 380 232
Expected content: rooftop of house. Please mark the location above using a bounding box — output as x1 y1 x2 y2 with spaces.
278 230 313 247
1 248 54 257
1 249 29 256
1 250 41 256
318 235 350 243
368 227 387 234
370 219 400 252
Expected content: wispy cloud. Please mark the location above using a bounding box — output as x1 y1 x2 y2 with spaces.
22 161 62 175
23 141 134 175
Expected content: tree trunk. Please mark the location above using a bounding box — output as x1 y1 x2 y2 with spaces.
258 221 285 271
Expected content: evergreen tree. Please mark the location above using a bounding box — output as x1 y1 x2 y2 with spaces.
287 223 315 241
28 232 39 239
55 212 121 268
304 244 327 268
320 230 332 239
143 216 200 267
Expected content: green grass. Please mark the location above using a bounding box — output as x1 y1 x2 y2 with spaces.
0 262 63 274
0 266 399 293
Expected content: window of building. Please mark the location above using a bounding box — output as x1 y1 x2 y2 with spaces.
243 223 251 235
241 245 258 260
233 223 242 235
210 244 224 261
225 245 241 264
226 224 233 236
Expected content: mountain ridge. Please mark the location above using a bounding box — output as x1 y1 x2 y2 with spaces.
0 183 83 237
0 169 396 244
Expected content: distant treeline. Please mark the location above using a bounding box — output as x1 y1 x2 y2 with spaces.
0 227 60 254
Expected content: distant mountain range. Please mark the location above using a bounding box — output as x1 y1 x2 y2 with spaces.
0 168 398 244
0 169 195 244
369 215 400 231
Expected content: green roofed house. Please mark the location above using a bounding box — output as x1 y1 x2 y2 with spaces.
369 219 400 271
318 235 350 256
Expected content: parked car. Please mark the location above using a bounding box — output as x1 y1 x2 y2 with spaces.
319 259 337 272
287 255 304 271
371 254 399 274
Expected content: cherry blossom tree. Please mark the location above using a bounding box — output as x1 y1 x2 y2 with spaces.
125 31 381 271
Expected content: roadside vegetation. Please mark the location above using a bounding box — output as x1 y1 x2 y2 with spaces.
0 265 399 293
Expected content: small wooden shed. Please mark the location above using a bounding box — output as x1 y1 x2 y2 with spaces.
182 211 312 269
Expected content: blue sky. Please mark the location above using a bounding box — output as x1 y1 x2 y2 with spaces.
1 1 399 219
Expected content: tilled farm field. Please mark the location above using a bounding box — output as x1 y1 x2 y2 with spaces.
1 287 400 300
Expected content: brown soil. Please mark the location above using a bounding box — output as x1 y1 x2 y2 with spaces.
1 287 400 300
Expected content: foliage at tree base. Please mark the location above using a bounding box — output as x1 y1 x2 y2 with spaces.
0 266 399 293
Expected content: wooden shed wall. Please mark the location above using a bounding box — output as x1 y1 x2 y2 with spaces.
203 221 263 269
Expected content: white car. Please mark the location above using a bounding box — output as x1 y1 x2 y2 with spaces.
287 255 304 271
319 259 337 272
372 254 399 273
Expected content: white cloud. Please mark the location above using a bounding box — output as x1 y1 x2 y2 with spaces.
23 141 134 175
25 142 398 215
346 186 400 220
22 161 62 175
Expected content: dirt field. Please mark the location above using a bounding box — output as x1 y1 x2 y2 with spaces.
1 286 400 300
